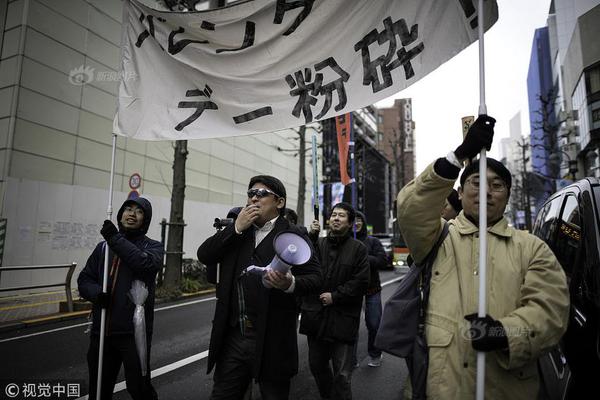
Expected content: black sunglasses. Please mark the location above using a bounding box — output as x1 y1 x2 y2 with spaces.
247 188 279 198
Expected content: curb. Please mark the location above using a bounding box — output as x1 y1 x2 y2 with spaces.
0 288 216 334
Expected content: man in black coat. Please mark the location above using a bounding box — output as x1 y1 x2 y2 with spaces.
78 197 163 400
197 175 322 400
353 211 387 368
302 202 370 400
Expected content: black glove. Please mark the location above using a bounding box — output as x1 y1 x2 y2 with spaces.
454 115 496 161
464 313 508 352
100 220 118 241
96 292 111 309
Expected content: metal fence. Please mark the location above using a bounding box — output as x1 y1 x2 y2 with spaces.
0 263 77 312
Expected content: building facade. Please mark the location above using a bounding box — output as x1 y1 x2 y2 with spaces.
0 0 317 287
377 98 416 192
547 0 600 180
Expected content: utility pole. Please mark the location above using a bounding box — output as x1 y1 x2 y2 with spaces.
163 140 188 290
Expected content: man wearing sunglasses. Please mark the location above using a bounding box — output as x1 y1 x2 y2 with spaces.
197 175 322 400
395 115 568 399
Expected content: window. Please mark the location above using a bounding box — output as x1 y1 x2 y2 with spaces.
554 195 582 275
533 195 563 245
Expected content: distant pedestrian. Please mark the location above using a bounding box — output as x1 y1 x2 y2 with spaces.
78 197 163 400
301 202 370 400
352 211 387 368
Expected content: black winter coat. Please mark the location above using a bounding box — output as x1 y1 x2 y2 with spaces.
299 234 369 343
78 197 163 337
78 234 163 336
197 216 322 381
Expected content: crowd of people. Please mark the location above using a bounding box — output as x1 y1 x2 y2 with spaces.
77 115 569 399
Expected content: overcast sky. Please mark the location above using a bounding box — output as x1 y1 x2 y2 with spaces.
376 0 552 174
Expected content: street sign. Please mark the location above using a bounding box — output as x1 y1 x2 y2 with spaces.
128 190 140 200
462 116 475 139
128 173 142 190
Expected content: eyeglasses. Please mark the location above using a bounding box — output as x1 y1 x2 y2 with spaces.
123 206 144 216
465 178 507 192
247 188 279 198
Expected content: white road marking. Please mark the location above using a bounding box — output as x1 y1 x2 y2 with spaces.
0 297 217 342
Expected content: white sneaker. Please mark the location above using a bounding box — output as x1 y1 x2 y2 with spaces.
367 355 382 367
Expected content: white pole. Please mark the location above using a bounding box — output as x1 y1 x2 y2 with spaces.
96 133 118 400
476 0 488 399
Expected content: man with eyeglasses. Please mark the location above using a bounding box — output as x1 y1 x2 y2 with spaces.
301 202 370 400
197 175 322 400
78 197 163 400
396 115 569 399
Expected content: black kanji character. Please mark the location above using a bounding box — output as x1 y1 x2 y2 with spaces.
175 86 218 131
135 13 166 49
216 22 255 53
286 57 350 123
286 68 318 123
459 0 479 29
273 0 315 36
354 16 425 93
168 27 209 55
313 57 349 119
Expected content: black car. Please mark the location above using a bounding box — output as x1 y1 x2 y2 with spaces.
532 178 600 399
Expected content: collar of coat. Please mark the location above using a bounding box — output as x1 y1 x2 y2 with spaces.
452 212 513 238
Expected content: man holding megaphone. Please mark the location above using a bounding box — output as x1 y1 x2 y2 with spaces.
197 175 322 400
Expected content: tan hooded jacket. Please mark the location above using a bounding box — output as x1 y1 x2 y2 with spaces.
397 162 569 399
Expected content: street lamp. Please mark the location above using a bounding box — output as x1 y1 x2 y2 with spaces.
548 150 578 180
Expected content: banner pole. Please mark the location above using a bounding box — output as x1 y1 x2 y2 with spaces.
96 133 118 400
476 0 488 399
312 131 319 221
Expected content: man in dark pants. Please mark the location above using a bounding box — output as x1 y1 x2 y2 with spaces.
302 203 370 400
78 197 163 400
352 211 387 368
197 175 322 400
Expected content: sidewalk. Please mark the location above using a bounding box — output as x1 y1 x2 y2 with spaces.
0 289 90 332
0 287 216 333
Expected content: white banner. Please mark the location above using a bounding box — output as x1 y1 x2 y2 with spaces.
114 0 498 140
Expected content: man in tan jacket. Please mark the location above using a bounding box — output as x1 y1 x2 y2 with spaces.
396 115 569 399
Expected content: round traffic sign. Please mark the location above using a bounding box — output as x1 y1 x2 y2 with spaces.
129 173 142 190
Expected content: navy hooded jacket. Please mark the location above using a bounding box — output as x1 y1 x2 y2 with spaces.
77 197 164 336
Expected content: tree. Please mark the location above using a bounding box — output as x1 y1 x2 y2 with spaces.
162 140 188 290
276 125 321 226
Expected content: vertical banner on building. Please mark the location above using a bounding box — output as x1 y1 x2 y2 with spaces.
336 113 352 185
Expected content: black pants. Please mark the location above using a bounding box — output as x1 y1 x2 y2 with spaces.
87 334 157 400
307 336 354 400
211 328 291 400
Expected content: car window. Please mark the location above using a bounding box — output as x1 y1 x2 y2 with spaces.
533 195 563 245
554 195 582 276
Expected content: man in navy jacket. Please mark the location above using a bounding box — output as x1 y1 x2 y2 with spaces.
78 197 163 400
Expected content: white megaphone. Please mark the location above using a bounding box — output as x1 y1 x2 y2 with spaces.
243 231 312 288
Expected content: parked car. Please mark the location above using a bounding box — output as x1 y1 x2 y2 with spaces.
372 233 393 270
532 178 600 399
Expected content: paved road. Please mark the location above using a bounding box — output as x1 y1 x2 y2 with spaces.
1 270 408 399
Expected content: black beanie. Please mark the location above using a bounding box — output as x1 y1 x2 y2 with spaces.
447 189 462 213
331 202 356 223
459 158 512 189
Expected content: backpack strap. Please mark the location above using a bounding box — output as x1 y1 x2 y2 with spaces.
417 221 450 335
